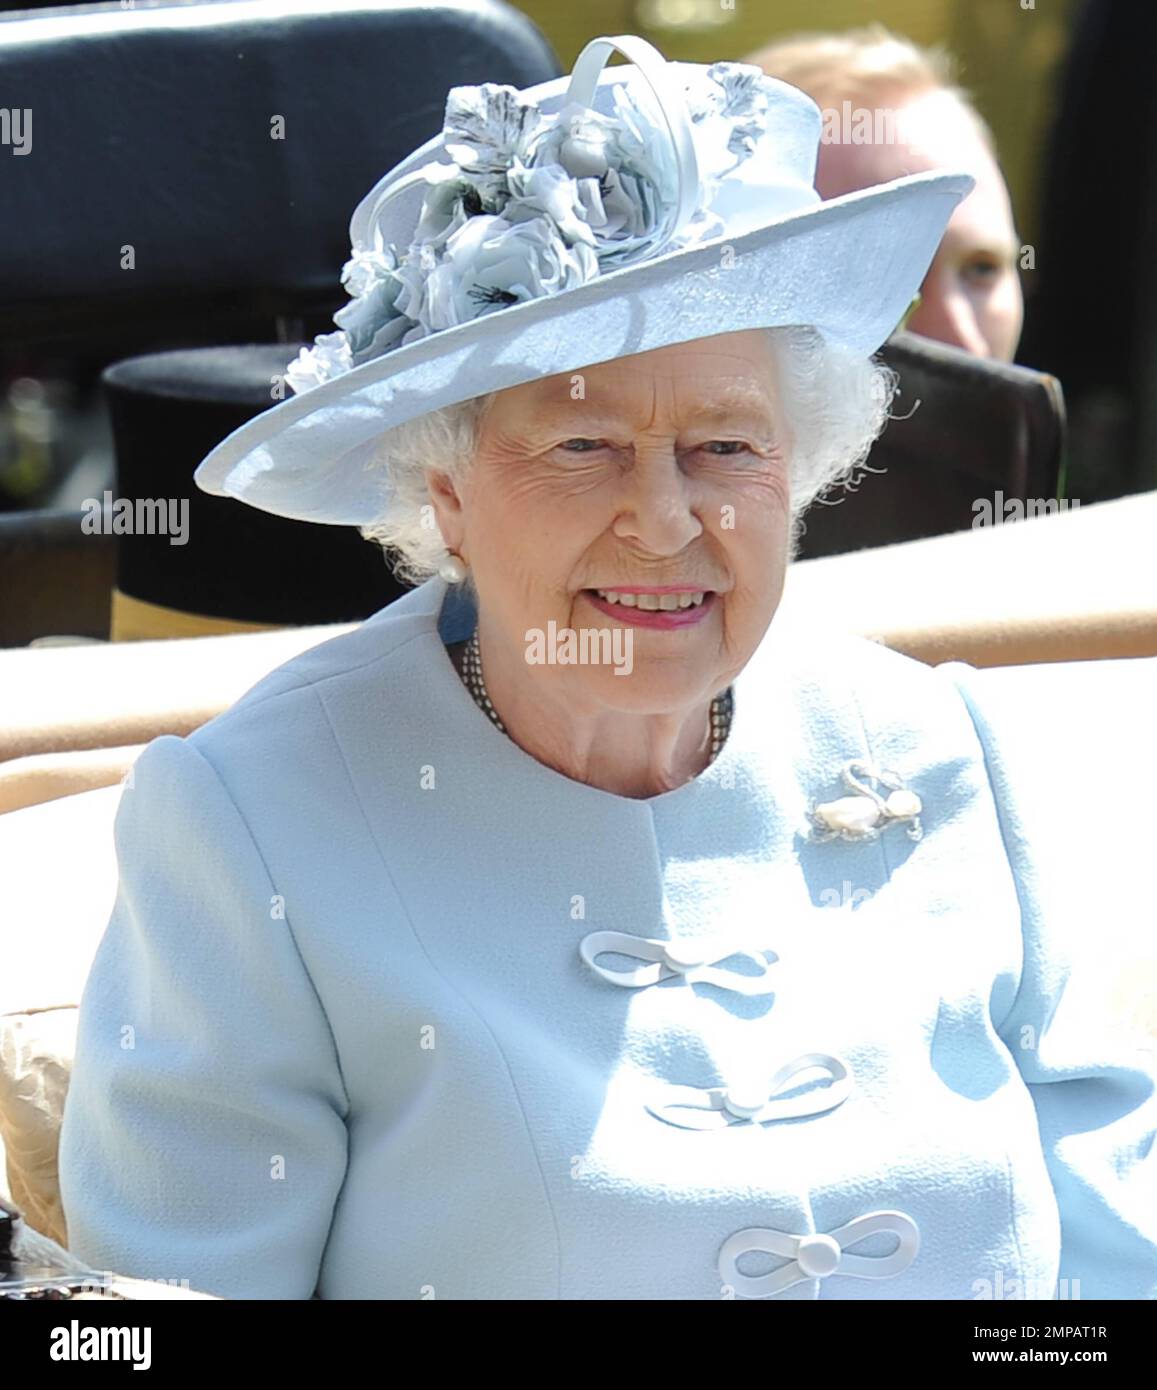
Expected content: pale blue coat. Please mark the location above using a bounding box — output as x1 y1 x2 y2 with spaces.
59 577 1157 1299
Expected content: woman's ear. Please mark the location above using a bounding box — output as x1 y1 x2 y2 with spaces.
425 467 466 555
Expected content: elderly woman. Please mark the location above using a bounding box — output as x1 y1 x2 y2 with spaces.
59 36 1156 1301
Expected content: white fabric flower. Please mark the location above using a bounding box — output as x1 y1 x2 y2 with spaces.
504 161 598 247
686 62 771 177
335 293 411 366
588 164 668 255
285 331 353 395
405 214 598 335
410 169 492 247
526 95 677 266
340 247 398 298
442 83 542 203
333 246 412 366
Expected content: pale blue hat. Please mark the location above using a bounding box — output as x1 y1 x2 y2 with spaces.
193 33 973 526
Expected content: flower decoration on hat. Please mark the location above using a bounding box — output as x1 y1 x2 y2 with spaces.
285 61 771 397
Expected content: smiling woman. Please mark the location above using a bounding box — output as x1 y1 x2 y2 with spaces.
57 33 1157 1304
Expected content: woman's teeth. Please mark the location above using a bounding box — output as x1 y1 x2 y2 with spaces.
594 589 707 610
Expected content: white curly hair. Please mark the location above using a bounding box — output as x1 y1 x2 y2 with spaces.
359 326 897 584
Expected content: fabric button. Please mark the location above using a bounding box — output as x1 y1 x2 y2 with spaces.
661 939 714 972
721 1086 767 1120
795 1234 841 1278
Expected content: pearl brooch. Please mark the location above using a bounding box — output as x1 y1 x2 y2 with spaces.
809 759 923 842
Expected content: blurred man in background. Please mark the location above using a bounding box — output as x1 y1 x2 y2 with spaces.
749 24 1023 362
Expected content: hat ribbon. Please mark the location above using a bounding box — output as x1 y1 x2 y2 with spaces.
564 34 702 251
359 33 702 261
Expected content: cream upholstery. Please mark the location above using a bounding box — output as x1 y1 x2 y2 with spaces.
0 745 146 816
781 491 1157 666
0 622 356 767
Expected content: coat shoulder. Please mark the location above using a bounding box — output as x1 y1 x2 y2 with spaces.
751 620 978 750
185 588 440 763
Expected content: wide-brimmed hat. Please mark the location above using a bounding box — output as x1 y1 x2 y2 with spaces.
193 33 973 526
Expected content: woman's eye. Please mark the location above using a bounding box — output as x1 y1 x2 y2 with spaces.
558 438 606 452
700 440 750 456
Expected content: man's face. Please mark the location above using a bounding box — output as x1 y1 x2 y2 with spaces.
816 86 1024 362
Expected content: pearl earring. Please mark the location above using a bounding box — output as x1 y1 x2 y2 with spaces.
439 552 468 584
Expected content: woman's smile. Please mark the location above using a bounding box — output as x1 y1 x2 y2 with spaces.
581 587 718 629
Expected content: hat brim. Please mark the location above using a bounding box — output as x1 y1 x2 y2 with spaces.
194 168 973 526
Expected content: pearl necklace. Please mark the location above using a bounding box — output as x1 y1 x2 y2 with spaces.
460 628 734 762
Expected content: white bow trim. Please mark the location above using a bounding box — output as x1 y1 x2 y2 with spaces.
579 930 776 995
646 1052 852 1130
719 1210 920 1297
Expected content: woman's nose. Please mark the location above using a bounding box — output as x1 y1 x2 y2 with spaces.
610 447 702 554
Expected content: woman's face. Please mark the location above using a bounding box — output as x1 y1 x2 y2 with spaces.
429 329 791 715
